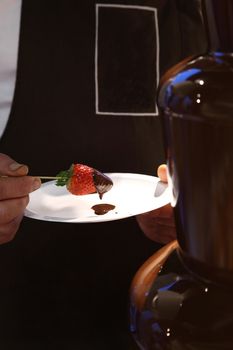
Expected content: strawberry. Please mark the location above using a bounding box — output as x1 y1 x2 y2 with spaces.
55 163 113 199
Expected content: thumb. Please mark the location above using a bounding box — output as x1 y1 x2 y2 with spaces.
157 164 168 183
0 153 29 177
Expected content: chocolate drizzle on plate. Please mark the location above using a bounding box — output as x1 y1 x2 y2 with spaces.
91 204 115 215
93 170 113 199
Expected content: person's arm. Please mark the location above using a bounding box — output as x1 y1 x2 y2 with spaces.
136 164 176 244
0 153 41 244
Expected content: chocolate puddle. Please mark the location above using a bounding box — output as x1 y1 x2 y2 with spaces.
91 204 115 215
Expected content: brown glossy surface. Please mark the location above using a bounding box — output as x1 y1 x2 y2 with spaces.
130 241 178 312
130 2 233 348
130 245 233 350
158 53 233 277
157 0 233 280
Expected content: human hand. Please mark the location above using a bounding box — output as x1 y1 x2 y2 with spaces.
136 164 176 244
0 153 41 244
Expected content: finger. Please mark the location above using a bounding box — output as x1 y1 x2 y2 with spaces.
0 153 28 177
157 164 168 182
0 196 29 223
0 176 41 200
0 214 23 245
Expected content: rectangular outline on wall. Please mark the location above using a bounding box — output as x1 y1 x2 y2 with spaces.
95 3 160 116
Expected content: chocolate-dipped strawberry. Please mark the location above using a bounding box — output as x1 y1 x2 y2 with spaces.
55 163 113 199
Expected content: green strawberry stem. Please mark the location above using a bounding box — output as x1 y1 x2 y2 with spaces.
38 165 73 186
38 174 68 186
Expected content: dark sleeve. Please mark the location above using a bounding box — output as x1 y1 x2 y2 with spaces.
159 0 207 75
176 0 207 56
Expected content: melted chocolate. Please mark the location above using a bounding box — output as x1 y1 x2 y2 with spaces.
93 170 113 199
91 203 115 215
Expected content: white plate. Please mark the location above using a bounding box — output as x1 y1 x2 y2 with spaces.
24 173 170 223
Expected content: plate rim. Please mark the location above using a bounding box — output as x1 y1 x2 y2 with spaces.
24 172 170 223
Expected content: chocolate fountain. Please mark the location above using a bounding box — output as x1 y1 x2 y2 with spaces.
130 1 233 349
